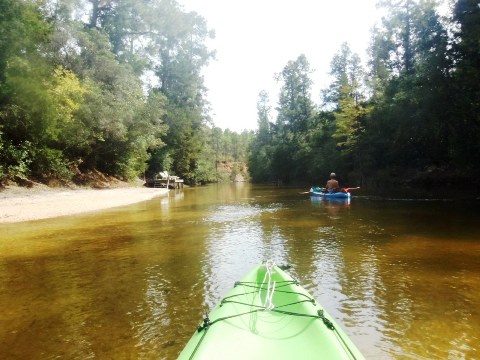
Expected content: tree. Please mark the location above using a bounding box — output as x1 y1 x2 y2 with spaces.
273 54 315 182
450 0 480 168
0 0 217 185
248 91 273 182
0 0 75 180
364 0 452 172
146 0 214 184
0 0 52 143
256 90 272 145
322 43 370 160
374 0 416 75
276 54 315 133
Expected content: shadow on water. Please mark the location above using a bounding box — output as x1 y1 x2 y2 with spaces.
0 184 479 359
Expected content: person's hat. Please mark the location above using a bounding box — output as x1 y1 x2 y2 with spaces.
330 172 336 178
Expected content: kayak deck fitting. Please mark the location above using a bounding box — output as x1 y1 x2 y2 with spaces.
178 262 365 359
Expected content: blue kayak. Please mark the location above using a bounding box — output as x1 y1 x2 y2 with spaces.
309 187 351 199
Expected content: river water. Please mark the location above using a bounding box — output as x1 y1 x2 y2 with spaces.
0 184 479 359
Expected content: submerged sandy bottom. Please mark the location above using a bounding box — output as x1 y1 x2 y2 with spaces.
0 186 168 223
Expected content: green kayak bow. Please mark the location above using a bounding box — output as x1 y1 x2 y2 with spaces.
178 262 365 360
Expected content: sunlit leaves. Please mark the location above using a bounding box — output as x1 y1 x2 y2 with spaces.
49 66 88 127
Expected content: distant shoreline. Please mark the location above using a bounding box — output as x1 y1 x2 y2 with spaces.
0 186 169 223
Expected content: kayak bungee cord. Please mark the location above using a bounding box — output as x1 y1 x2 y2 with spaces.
222 281 316 310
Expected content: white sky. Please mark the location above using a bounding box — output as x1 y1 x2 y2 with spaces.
178 0 383 132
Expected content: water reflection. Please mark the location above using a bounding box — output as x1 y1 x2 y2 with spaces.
0 185 479 359
201 192 288 309
310 196 351 219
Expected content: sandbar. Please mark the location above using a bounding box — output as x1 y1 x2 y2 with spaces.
0 186 168 223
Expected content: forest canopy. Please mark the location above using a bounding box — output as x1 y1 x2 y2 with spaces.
0 0 251 186
249 0 480 191
1 0 479 192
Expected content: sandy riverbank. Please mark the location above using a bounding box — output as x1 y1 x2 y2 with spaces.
0 185 169 223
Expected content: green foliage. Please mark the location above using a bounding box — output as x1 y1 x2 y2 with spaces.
31 147 73 180
249 91 274 182
276 54 315 133
0 0 246 186
0 0 51 83
271 55 316 182
249 0 480 189
362 0 453 173
196 126 252 183
194 151 218 184
449 0 480 167
146 0 215 184
0 132 3 181
0 139 33 180
50 66 88 121
0 0 176 184
248 145 272 182
323 43 371 160
2 0 479 189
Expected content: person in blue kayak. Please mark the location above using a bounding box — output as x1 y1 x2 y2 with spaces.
325 172 340 193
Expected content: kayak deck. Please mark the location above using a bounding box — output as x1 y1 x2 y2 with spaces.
178 264 364 359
